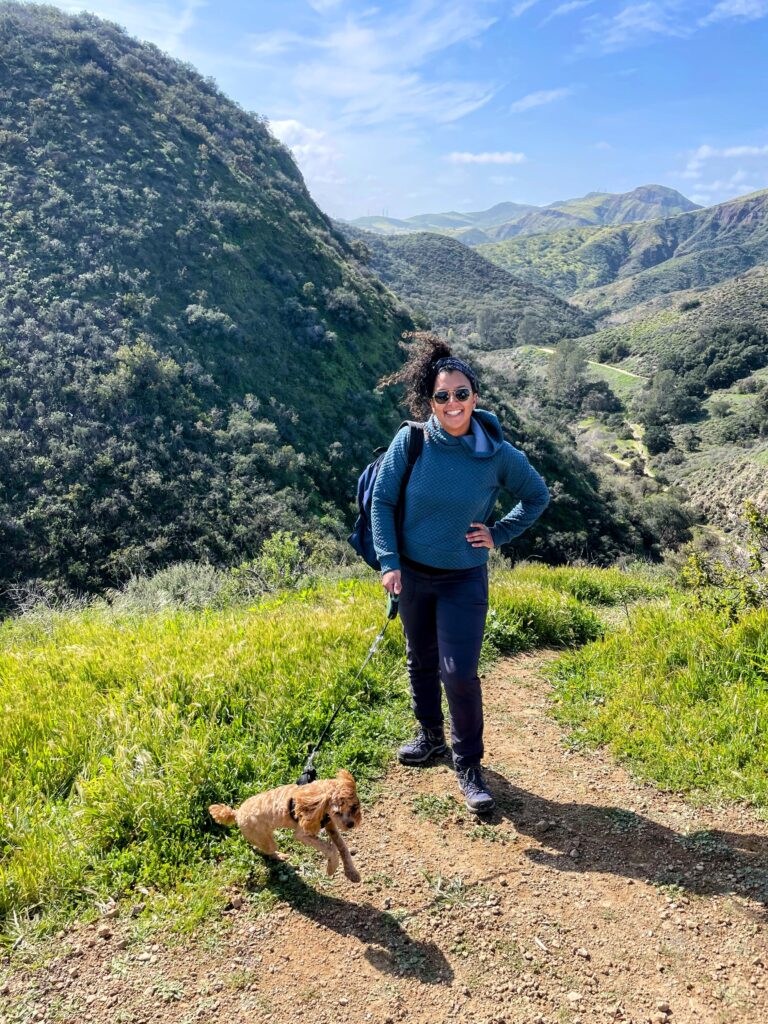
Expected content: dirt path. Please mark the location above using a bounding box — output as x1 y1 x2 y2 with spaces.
5 652 768 1024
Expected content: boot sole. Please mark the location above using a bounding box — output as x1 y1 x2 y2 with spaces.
397 744 448 765
464 798 496 816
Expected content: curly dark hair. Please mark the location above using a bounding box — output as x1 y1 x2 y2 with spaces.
378 332 479 418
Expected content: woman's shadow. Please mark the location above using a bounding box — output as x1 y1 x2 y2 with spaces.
483 768 768 913
247 861 454 985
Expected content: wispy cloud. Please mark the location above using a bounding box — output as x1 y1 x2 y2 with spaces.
249 2 499 128
582 0 768 53
306 0 344 12
511 0 542 14
540 0 595 27
447 151 527 164
510 87 572 112
700 0 768 27
54 0 205 53
581 3 688 53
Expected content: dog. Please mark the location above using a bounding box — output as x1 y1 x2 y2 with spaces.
209 769 362 882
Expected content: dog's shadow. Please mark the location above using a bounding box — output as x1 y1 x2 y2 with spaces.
248 861 454 985
480 768 768 914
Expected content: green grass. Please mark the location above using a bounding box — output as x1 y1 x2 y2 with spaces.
550 600 768 806
0 568 604 942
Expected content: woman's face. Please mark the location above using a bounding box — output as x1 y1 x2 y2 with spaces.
429 370 477 437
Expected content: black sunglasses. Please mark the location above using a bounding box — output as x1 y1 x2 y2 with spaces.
432 387 473 404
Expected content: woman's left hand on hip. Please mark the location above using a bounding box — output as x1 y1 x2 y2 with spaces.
466 523 494 549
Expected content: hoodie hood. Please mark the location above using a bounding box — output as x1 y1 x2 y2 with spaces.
426 408 505 459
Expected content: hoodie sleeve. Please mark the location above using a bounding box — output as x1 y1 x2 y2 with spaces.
370 426 410 574
489 443 550 548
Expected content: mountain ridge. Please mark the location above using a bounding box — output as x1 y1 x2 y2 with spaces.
347 185 700 244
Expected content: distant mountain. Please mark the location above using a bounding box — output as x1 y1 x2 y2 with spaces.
348 201 536 236
339 227 594 347
347 186 698 244
490 186 700 241
478 189 768 312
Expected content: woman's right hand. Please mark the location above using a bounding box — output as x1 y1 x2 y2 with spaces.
381 570 402 595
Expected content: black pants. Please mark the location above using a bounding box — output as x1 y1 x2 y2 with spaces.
398 562 489 769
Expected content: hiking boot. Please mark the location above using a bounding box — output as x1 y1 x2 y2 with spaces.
397 728 447 765
456 765 495 814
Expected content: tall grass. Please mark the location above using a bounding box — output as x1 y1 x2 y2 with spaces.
550 600 768 806
1 569 602 939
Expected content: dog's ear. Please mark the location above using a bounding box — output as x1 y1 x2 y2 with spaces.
336 769 356 789
294 787 330 835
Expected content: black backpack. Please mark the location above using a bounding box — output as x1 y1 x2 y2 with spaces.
347 422 424 570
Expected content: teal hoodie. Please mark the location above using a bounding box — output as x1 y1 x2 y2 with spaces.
371 409 550 573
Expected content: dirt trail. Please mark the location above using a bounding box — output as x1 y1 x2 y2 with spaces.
5 652 768 1024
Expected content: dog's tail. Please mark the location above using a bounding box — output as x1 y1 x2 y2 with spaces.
209 803 237 826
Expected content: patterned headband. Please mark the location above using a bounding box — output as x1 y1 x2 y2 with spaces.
432 357 480 394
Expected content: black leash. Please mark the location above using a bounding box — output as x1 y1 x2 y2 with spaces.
296 592 400 785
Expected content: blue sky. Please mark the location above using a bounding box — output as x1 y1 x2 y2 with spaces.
43 1 768 219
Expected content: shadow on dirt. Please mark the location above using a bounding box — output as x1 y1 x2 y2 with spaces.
481 768 768 914
248 862 454 985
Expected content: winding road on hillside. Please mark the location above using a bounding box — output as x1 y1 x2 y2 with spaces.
7 653 768 1024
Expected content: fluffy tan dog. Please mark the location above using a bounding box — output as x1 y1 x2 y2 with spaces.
209 769 362 882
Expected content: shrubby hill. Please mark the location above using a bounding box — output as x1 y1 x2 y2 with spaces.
347 186 697 245
578 267 768 370
478 189 768 312
338 227 594 347
0 3 413 590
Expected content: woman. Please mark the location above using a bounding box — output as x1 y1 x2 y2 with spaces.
371 335 550 813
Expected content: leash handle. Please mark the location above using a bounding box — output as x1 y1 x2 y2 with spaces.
296 594 397 784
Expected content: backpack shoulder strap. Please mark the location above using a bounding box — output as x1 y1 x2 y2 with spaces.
401 420 425 467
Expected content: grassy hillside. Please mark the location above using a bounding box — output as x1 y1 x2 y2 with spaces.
340 228 594 347
0 564 614 940
479 190 768 312
0 3 414 591
552 599 768 805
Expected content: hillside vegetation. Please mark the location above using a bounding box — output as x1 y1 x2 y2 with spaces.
479 189 768 312
339 227 594 346
0 3 413 591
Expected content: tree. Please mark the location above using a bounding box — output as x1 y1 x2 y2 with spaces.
548 339 588 408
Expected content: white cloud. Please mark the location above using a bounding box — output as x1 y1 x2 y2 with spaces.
447 151 527 164
246 3 499 129
489 174 518 185
581 3 689 53
270 119 347 186
595 141 613 150
512 0 542 14
676 141 768 205
510 87 572 112
306 0 344 11
683 141 768 178
248 30 308 57
582 0 768 53
700 0 768 26
54 0 205 53
540 0 595 26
